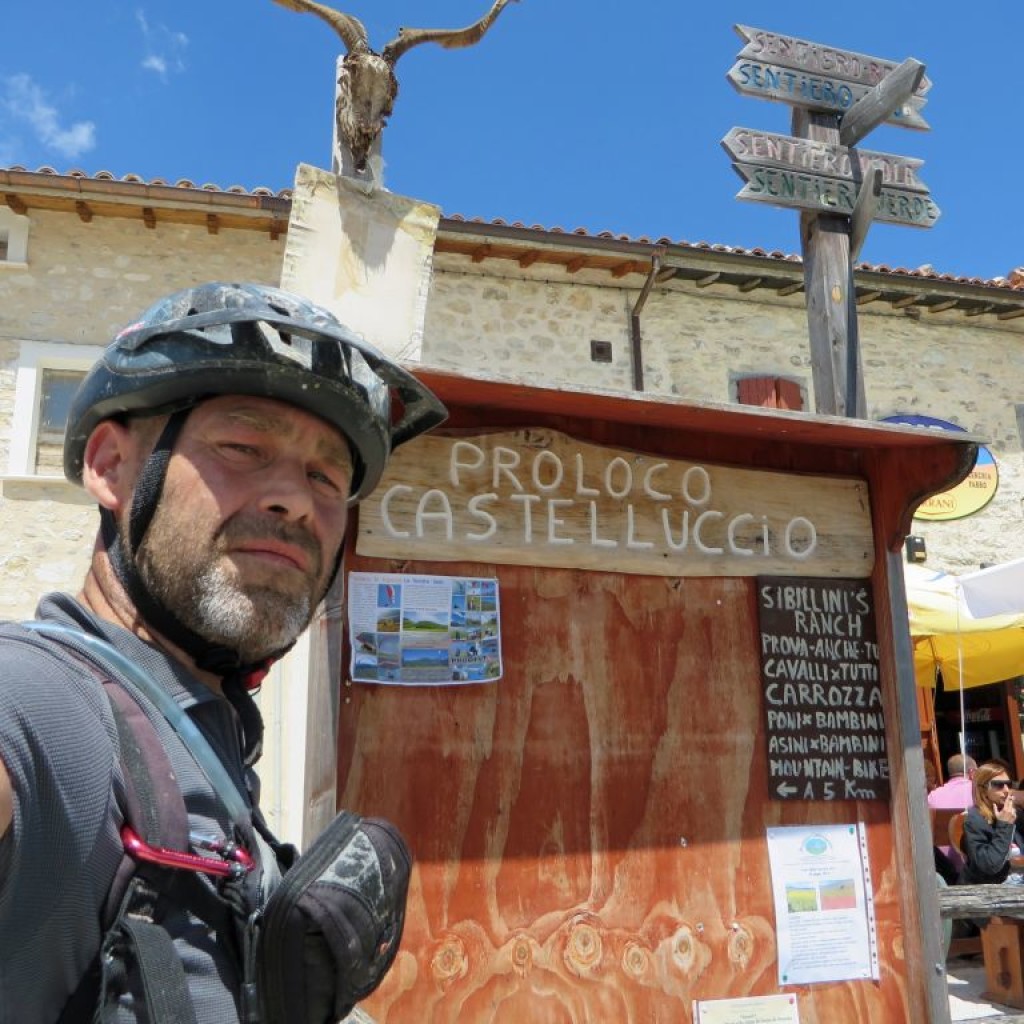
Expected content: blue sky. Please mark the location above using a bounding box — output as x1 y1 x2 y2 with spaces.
2 2 1020 281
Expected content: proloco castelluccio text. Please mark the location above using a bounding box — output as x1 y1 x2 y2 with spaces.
378 441 819 560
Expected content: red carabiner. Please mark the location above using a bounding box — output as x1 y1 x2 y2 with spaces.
189 831 255 872
122 826 252 879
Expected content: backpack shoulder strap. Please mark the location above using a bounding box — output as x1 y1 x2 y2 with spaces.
26 621 251 821
17 622 218 1024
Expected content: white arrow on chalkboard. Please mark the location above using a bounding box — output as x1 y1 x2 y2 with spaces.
776 782 799 798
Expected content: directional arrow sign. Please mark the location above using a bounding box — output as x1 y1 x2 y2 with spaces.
776 782 799 799
735 25 932 95
731 163 940 228
727 59 929 130
722 127 930 193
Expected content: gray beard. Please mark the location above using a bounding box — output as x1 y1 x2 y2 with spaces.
133 526 321 664
189 561 314 663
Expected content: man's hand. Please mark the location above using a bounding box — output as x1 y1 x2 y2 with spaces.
0 755 12 838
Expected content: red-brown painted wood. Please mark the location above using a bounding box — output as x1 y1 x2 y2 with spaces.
332 371 975 1023
339 562 902 1022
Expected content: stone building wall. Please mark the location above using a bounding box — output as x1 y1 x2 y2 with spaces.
1 207 1022 623
424 253 1024 575
0 210 284 618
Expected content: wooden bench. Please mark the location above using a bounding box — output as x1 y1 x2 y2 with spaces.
939 883 1024 1013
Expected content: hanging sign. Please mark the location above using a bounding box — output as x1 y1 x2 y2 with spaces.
882 415 997 521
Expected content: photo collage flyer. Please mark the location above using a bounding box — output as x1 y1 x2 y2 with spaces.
348 572 502 685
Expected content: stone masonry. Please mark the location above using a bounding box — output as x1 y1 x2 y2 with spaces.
1 192 1023 621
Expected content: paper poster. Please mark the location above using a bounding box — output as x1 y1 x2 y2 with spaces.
347 572 502 685
693 993 799 1024
280 163 439 362
766 823 879 985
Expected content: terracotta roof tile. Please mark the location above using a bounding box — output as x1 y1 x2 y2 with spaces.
2 164 1020 291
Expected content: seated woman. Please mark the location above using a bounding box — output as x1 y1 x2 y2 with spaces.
960 760 1024 885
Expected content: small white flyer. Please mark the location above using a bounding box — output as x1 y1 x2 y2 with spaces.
347 572 502 685
767 823 879 986
693 992 799 1024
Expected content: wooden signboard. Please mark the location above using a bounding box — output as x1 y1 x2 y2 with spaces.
727 60 928 130
357 428 875 578
733 25 933 95
722 127 940 227
729 25 930 131
731 164 939 228
757 576 888 801
722 127 928 191
341 370 979 1024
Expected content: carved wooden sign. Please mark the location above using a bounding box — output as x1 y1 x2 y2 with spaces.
734 25 933 95
757 577 889 801
728 25 930 130
730 164 939 228
357 429 875 578
722 126 940 228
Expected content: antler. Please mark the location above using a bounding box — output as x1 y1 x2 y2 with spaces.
270 0 369 54
382 0 517 64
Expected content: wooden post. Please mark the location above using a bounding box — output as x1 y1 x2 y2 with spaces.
794 107 866 419
881 544 952 1024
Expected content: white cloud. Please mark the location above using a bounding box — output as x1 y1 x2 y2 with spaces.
136 9 188 80
1 74 96 160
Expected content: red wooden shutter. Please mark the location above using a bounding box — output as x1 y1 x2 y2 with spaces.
737 376 803 410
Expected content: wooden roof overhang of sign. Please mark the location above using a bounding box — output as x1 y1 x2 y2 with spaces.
363 366 978 568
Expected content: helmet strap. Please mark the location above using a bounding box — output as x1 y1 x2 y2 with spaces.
100 407 289 762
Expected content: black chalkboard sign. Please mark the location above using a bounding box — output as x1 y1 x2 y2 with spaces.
756 576 889 801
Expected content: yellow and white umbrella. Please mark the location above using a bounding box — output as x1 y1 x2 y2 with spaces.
905 562 1024 689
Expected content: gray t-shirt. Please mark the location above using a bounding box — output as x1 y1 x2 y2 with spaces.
0 594 275 1023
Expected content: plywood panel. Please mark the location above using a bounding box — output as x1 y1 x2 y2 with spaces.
338 556 908 1022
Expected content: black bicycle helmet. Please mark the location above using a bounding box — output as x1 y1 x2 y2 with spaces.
62 283 447 707
64 281 447 503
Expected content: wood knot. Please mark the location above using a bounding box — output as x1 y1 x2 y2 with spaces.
510 935 534 977
430 936 468 982
564 921 603 975
621 940 652 980
727 923 755 969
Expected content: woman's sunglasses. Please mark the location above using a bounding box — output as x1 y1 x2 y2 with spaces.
989 779 1013 790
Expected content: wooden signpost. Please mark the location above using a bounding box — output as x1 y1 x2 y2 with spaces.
724 26 938 419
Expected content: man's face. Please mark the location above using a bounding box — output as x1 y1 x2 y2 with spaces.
129 396 353 663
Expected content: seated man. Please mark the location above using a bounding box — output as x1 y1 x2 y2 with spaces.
929 753 977 878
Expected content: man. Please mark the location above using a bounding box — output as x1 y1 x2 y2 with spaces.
0 283 446 1023
929 753 978 811
928 753 978 879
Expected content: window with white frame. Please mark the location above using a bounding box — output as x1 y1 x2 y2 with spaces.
8 342 103 477
0 207 29 265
